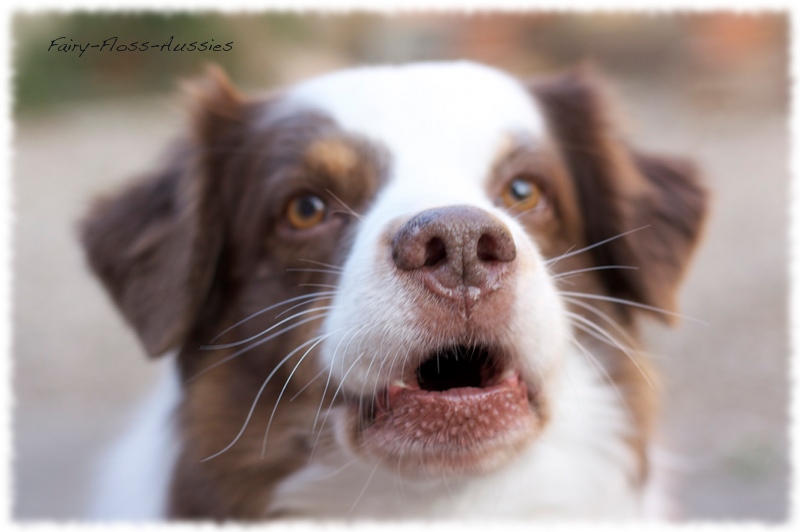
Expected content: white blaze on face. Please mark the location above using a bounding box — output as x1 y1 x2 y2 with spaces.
289 62 547 210
284 61 568 391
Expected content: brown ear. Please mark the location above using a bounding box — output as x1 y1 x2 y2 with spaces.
530 67 709 322
80 66 246 356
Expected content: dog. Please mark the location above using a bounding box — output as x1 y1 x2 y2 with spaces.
82 61 707 520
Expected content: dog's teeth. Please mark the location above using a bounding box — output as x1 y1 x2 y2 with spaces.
391 380 409 389
500 369 517 381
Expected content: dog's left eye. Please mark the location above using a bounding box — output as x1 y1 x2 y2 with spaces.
285 193 328 230
501 177 543 212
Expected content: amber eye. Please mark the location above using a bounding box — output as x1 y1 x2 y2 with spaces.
501 177 543 212
285 193 327 230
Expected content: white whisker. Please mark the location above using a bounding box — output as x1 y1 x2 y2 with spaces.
208 291 336 343
566 311 654 390
286 268 343 275
347 462 380 516
310 323 380 458
203 306 334 350
308 458 358 481
261 332 335 457
546 226 651 266
553 265 639 281
562 296 638 348
326 188 363 221
568 335 626 407
200 332 333 462
296 258 343 271
289 366 328 402
190 314 329 382
274 295 335 319
312 326 361 436
561 291 707 324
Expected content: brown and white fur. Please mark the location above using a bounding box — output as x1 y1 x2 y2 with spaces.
82 61 707 520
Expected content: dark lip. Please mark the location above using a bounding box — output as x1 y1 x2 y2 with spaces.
358 376 539 425
352 343 539 426
376 371 527 412
350 369 541 479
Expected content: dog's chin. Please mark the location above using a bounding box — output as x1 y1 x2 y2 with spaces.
339 345 546 478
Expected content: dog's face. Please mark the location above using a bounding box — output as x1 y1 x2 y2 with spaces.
82 62 707 516
285 64 578 475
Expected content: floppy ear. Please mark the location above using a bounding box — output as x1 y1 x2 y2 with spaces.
530 67 709 322
80 65 246 356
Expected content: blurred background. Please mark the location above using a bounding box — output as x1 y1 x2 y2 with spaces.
12 12 789 521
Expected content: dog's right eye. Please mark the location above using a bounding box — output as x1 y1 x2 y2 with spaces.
285 193 328 230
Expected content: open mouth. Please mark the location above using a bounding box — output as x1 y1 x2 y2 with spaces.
355 345 540 475
415 345 504 391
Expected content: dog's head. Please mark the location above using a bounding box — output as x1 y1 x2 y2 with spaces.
82 62 707 503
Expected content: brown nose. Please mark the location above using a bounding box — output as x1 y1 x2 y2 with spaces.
391 206 516 301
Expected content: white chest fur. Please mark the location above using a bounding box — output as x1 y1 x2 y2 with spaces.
89 360 181 520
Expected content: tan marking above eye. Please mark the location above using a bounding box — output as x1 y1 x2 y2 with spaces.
305 138 359 176
501 177 543 212
285 193 328 230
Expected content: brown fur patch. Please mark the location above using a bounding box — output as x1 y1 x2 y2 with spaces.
305 137 360 177
530 67 709 320
81 68 387 519
529 67 708 481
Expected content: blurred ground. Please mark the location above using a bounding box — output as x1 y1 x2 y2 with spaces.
12 13 789 522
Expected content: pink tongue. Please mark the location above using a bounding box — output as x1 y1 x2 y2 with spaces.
371 375 530 444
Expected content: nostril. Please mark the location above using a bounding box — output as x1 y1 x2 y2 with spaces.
477 232 516 263
393 206 516 276
424 237 447 267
